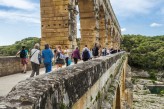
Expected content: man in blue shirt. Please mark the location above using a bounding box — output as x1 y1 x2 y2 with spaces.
42 44 54 73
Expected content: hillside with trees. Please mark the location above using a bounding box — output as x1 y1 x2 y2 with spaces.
121 35 164 71
0 37 40 56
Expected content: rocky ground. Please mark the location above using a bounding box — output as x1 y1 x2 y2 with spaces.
133 90 164 109
132 68 164 109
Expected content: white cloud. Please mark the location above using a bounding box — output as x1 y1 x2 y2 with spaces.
110 0 164 17
0 10 40 24
121 28 127 32
150 23 163 27
0 0 40 24
0 0 38 10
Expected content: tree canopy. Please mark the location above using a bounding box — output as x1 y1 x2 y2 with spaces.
0 37 40 56
121 35 164 71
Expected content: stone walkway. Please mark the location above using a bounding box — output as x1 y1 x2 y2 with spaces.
0 63 75 97
0 67 48 96
0 62 80 97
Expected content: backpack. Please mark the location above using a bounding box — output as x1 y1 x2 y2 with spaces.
57 52 66 59
55 52 65 65
92 47 98 56
20 50 27 58
83 49 89 59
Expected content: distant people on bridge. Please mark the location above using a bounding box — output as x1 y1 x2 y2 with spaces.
30 43 41 77
42 44 54 73
64 46 70 66
102 48 107 56
89 48 93 59
82 45 91 61
109 47 114 54
107 48 110 55
55 45 65 69
99 45 102 56
92 43 99 58
72 47 81 64
54 48 57 65
109 47 121 54
16 46 28 73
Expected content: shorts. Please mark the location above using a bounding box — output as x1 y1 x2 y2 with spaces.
21 58 28 65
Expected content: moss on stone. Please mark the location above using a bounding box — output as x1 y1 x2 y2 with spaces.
59 103 68 109
90 96 93 102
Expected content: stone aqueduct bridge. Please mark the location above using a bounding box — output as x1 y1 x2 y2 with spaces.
0 52 133 109
40 0 121 50
0 0 133 109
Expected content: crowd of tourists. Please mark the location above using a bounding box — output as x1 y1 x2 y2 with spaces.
16 43 120 77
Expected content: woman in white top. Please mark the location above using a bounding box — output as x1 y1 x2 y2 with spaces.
30 43 41 77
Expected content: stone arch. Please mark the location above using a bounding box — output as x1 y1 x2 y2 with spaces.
115 86 121 109
110 25 115 48
116 31 120 50
113 27 118 49
118 33 121 49
121 69 126 99
107 18 112 48
78 0 97 50
99 5 106 48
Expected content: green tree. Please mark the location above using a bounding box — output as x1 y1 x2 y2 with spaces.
0 37 40 56
121 35 164 71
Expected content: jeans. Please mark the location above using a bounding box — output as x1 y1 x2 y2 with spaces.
44 62 52 73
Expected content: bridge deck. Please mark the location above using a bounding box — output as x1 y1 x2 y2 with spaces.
0 59 91 97
0 67 47 96
0 65 75 97
0 54 117 97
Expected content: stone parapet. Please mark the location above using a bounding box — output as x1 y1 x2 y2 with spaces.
0 57 31 77
0 52 130 109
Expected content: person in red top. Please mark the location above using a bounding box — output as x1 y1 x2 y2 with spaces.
72 47 81 64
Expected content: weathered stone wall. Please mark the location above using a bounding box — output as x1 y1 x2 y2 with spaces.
40 0 77 49
0 57 31 77
0 52 131 109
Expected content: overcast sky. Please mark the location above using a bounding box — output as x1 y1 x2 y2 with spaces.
0 0 164 46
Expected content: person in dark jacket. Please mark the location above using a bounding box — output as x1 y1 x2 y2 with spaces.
92 43 99 58
82 45 90 61
72 47 81 64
